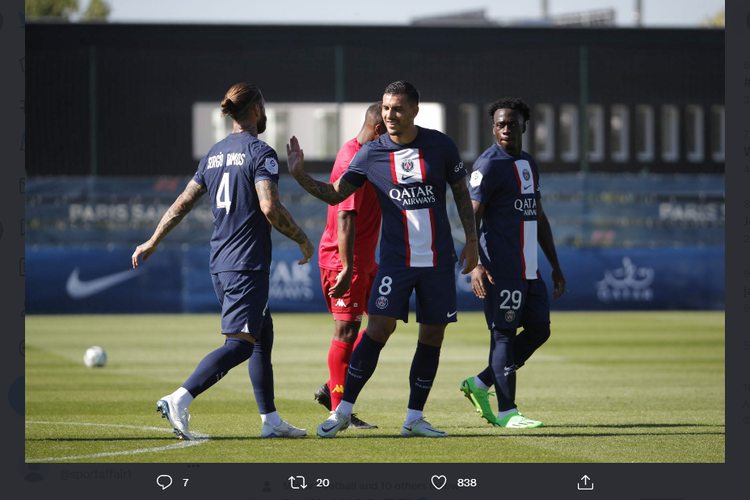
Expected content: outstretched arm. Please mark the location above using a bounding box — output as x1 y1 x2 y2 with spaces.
537 199 565 299
132 179 206 268
328 210 355 298
286 136 359 205
255 179 314 265
450 177 478 275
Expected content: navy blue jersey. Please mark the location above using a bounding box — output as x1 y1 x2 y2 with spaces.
193 132 279 274
469 144 541 280
342 127 466 268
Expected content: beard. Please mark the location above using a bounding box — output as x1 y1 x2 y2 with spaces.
257 113 268 135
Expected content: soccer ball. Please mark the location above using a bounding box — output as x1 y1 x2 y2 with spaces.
83 346 107 368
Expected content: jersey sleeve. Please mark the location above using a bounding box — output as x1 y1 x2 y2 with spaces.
468 157 493 204
444 136 467 185
253 145 280 185
341 146 369 188
192 156 208 188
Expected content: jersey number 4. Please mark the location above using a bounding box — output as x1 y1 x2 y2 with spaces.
217 172 232 214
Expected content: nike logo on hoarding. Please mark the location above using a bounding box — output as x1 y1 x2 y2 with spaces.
66 267 144 299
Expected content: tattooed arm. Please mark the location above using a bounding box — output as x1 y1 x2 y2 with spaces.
286 135 359 205
132 180 206 268
255 179 314 265
450 177 479 275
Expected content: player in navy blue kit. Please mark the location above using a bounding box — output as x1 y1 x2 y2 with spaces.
287 81 478 438
460 98 566 428
132 82 315 440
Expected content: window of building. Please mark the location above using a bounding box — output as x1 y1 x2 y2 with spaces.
710 105 725 162
457 104 480 161
533 104 554 162
560 104 579 162
192 102 446 161
685 105 704 163
610 105 629 163
587 105 604 162
635 105 654 162
660 105 679 162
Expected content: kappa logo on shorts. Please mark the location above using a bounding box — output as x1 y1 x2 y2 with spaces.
504 310 516 322
376 296 388 309
335 298 346 307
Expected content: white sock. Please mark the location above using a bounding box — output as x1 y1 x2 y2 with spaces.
405 409 423 424
172 387 194 409
261 411 281 426
497 408 518 420
336 401 353 417
474 376 491 391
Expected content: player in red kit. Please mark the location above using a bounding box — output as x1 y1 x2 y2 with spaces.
313 103 386 430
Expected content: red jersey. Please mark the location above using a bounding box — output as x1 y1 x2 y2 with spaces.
318 138 382 273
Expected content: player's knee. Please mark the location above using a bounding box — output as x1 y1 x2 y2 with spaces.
526 322 551 347
225 337 255 362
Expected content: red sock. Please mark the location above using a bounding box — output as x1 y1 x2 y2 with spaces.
327 339 354 410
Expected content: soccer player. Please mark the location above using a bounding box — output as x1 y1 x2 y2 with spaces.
287 81 478 438
132 82 315 440
313 103 386 430
460 98 566 428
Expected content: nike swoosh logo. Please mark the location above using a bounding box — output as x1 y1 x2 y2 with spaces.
66 267 144 299
523 184 531 190
447 311 457 318
320 425 337 433
401 174 415 181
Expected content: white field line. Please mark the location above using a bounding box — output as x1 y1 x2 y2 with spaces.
25 421 209 462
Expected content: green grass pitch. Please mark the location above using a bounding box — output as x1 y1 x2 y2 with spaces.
25 311 724 463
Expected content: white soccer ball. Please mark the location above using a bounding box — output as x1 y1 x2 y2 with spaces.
83 346 107 368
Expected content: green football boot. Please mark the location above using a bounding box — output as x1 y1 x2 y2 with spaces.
459 377 497 424
494 411 543 428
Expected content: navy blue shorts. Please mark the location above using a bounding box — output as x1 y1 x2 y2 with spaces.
368 265 457 324
211 271 272 336
483 277 550 331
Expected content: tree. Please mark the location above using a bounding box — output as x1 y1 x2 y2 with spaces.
701 8 724 27
25 0 111 22
25 0 79 20
82 0 111 21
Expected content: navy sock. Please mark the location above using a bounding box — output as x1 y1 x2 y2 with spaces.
248 321 275 414
476 366 493 388
183 337 254 398
513 322 551 369
342 332 385 405
407 341 441 411
489 328 517 412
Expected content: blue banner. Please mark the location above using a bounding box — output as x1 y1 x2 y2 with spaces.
26 245 724 314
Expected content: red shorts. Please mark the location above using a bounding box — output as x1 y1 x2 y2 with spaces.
320 267 377 322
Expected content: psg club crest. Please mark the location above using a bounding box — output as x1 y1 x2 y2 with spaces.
522 169 531 181
376 296 388 309
402 159 415 172
504 310 516 323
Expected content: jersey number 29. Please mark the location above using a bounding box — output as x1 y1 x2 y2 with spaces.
217 172 232 214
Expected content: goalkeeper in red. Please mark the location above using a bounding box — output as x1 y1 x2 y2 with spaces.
313 103 386 429
461 98 566 428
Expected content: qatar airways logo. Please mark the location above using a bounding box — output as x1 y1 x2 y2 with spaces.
514 198 537 216
389 184 436 206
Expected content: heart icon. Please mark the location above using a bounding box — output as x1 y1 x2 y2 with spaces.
431 475 447 490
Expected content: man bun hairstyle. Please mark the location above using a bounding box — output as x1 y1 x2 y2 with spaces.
383 80 420 106
488 97 531 123
221 82 263 122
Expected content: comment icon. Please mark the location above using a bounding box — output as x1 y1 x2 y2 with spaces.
156 474 173 490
